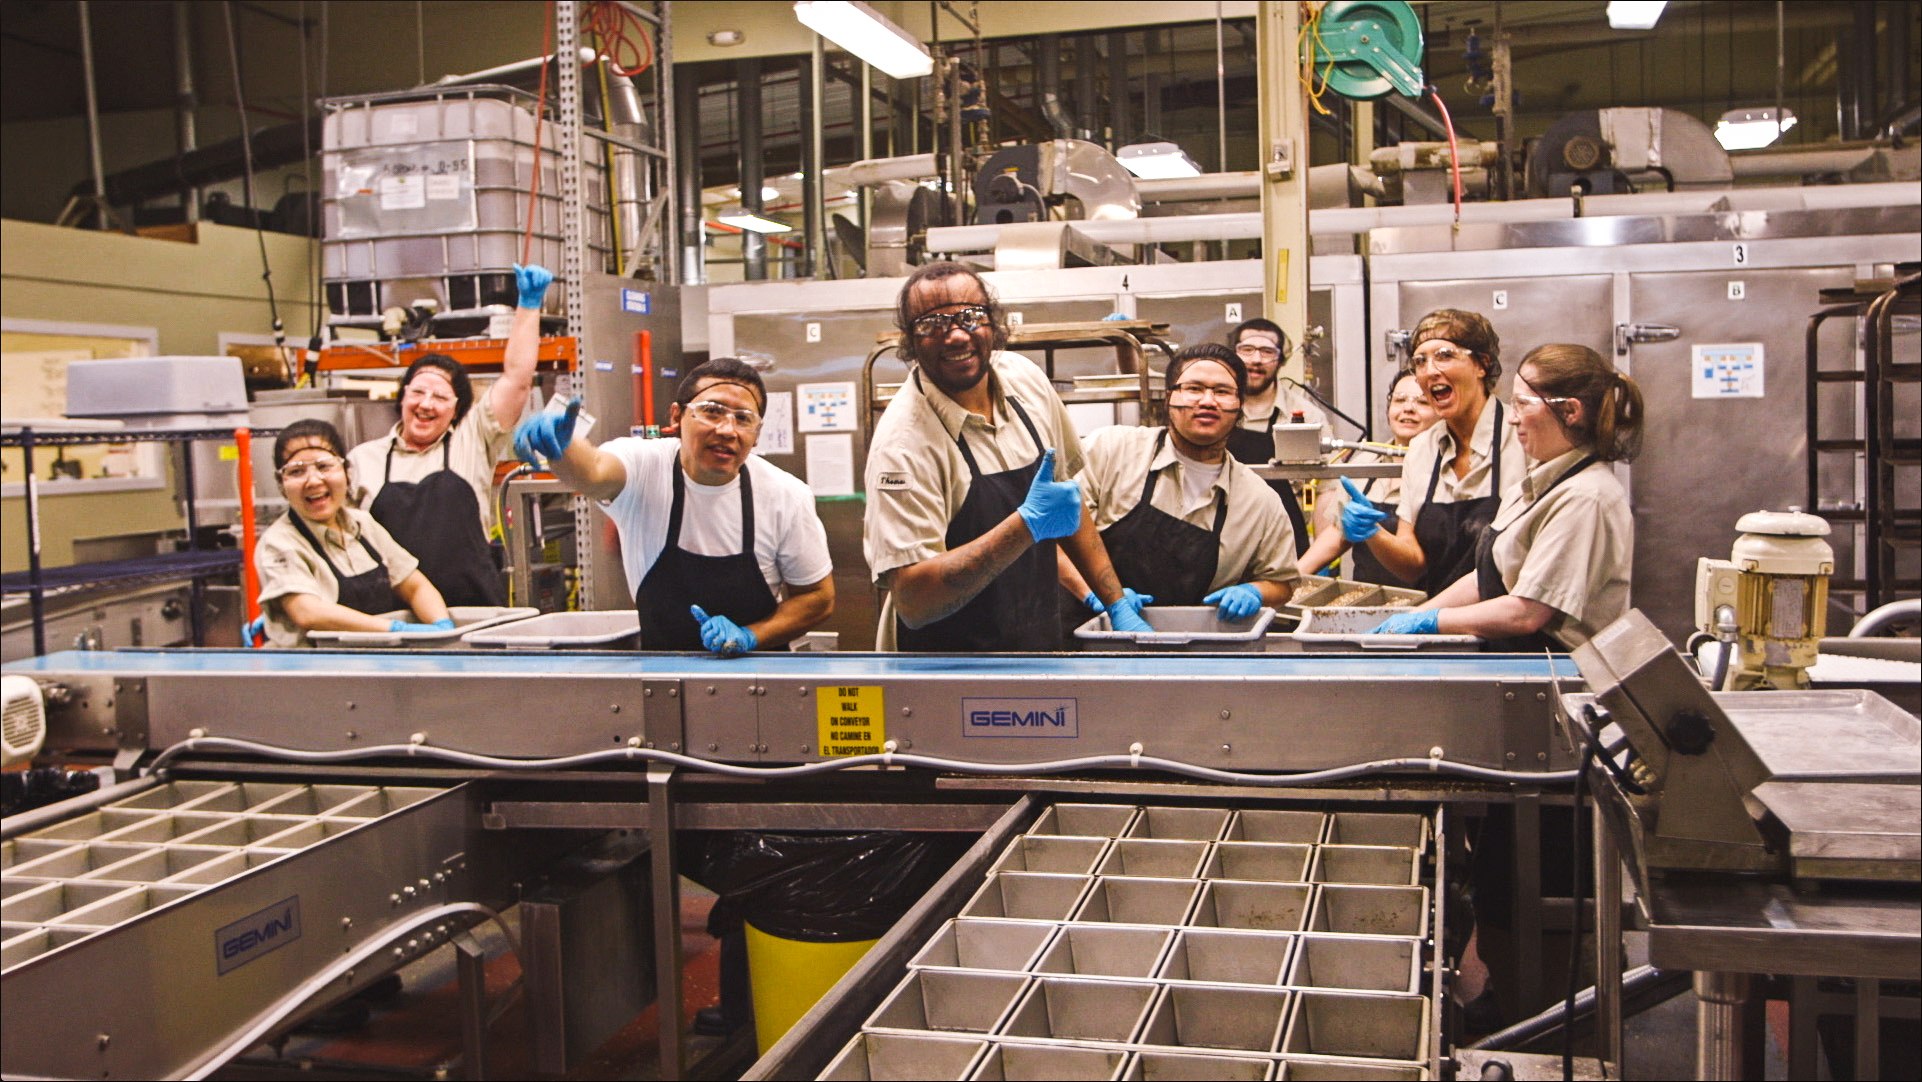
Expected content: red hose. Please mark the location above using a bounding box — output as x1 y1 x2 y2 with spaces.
522 0 556 265
1429 88 1463 222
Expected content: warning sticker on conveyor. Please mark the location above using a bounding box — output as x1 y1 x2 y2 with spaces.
817 685 885 758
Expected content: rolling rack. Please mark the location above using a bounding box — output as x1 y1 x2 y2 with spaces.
1805 267 1921 613
2 426 277 658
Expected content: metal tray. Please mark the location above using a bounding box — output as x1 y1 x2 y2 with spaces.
1075 607 1275 652
305 605 536 647
1287 606 1478 652
461 609 641 648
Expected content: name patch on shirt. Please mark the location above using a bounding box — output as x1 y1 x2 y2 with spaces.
875 471 913 492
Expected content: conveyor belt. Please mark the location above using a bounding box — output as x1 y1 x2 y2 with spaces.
9 649 1580 776
7 647 1580 680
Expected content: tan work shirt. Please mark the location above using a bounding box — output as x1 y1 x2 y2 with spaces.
1080 425 1299 593
863 351 1085 649
1396 399 1526 529
1488 448 1634 649
255 508 419 647
348 396 513 535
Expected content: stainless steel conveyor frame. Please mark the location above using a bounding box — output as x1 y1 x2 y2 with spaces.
2 646 1595 1079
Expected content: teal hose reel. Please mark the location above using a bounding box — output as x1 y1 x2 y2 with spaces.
1307 0 1426 100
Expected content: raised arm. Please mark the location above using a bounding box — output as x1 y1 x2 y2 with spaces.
513 397 628 502
486 263 554 431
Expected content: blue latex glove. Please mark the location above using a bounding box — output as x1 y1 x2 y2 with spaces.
1106 588 1155 634
1015 449 1083 542
513 262 554 309
1339 476 1390 543
431 618 456 631
243 613 267 648
389 620 446 634
1370 608 1441 635
1203 582 1265 621
690 605 757 657
1083 591 1104 612
514 395 581 464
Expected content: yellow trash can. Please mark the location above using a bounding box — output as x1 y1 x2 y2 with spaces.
744 921 879 1054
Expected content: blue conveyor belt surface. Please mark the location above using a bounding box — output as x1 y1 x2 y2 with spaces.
7 648 1579 681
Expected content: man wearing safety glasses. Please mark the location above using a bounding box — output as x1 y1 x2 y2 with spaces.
512 358 834 656
863 261 1137 652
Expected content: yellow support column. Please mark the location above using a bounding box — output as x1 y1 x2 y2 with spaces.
1257 0 1311 385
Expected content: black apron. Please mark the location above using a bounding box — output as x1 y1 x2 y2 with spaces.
897 387 1061 653
288 514 399 617
634 460 779 651
1225 408 1309 556
1472 454 1597 653
368 437 506 608
1345 474 1401 586
1100 431 1229 606
1412 401 1505 596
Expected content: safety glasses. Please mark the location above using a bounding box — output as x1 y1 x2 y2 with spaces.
685 400 763 430
910 305 993 338
277 456 345 483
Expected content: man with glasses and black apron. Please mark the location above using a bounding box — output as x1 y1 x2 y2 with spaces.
1223 317 1323 551
864 262 1142 652
512 358 835 656
1064 343 1298 631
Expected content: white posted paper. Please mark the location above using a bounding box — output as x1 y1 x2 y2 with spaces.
1691 342 1765 398
758 391 795 455
798 381 857 432
805 433 855 497
378 174 425 210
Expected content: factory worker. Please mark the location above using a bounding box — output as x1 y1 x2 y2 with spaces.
1299 367 1438 581
513 358 833 655
1337 309 1526 595
254 419 452 647
1066 343 1298 618
347 263 554 608
1223 317 1324 551
863 261 1143 651
1372 344 1642 650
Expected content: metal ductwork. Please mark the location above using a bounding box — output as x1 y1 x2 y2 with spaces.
1526 107 1733 198
970 140 1140 227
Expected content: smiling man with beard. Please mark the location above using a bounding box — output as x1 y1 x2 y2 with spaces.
863 261 1139 651
512 358 833 656
1065 343 1299 622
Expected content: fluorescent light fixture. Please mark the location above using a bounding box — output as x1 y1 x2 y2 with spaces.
716 213 793 234
733 186 783 203
1605 1 1667 29
1715 107 1797 151
1116 141 1204 179
793 1 934 79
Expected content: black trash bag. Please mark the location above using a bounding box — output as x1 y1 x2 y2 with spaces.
0 767 101 818
684 831 973 943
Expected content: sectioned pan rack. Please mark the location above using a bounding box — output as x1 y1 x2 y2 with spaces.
792 800 1447 1082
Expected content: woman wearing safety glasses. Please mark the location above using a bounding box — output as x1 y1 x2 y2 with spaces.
512 358 834 656
1371 344 1643 650
345 263 554 608
1336 309 1528 596
252 419 452 647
